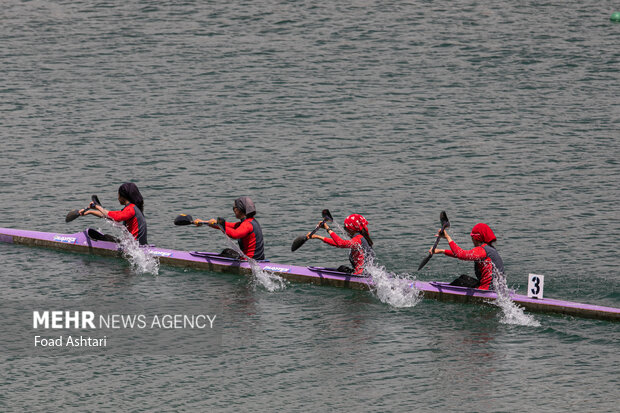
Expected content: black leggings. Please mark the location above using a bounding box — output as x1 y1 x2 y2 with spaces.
337 265 354 274
449 274 480 288
220 248 242 260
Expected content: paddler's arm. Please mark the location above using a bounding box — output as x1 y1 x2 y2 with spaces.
437 229 485 260
80 203 108 219
308 233 326 241
80 208 103 218
308 222 339 246
307 221 326 241
195 218 224 232
222 220 252 239
307 222 329 241
430 229 454 256
96 204 135 222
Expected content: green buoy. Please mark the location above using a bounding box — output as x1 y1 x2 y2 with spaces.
611 12 620 22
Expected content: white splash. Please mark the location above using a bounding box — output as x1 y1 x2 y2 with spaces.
220 231 287 292
365 259 423 308
323 223 422 307
102 220 160 276
248 259 288 292
492 271 540 327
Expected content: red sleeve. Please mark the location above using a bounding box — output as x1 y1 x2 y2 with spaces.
322 237 337 246
445 240 487 261
107 205 136 222
322 231 355 249
225 220 253 240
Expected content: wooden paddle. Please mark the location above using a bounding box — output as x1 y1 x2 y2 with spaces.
291 209 333 252
417 211 450 271
65 195 102 223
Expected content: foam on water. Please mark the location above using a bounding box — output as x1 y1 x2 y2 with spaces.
324 221 422 307
219 231 287 292
365 259 423 308
101 220 160 276
248 259 288 292
492 270 540 327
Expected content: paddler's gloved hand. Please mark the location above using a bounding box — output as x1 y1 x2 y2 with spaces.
205 218 220 229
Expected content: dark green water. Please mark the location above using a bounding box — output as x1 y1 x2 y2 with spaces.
1 1 619 411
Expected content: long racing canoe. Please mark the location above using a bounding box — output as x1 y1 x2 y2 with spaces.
0 227 618 322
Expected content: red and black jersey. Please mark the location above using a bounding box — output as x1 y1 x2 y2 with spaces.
322 232 374 275
224 217 264 260
444 241 504 290
107 204 148 245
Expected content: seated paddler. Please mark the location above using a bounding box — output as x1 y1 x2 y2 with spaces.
307 213 374 275
430 223 504 290
194 196 265 260
80 182 148 245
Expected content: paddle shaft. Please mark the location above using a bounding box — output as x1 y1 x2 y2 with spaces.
67 195 103 222
430 224 448 253
83 195 103 214
307 218 328 239
291 216 331 251
418 223 449 271
291 209 333 252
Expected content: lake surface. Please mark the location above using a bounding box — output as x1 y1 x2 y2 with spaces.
1 1 619 411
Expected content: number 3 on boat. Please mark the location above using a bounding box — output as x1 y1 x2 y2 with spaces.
528 274 544 299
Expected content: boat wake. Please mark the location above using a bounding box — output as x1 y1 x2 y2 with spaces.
492 273 540 327
365 259 423 308
101 221 160 276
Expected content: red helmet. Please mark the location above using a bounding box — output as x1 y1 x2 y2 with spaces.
344 214 369 233
470 223 496 244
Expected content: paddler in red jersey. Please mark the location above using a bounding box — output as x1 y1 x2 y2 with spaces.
308 214 375 275
431 223 504 290
195 196 265 260
80 182 148 245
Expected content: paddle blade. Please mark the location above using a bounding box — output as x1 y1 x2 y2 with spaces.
291 235 308 252
174 214 194 226
216 217 226 231
65 209 81 223
417 253 433 271
91 195 102 206
322 209 333 222
440 211 450 229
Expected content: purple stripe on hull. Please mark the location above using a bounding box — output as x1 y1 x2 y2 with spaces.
0 234 14 244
